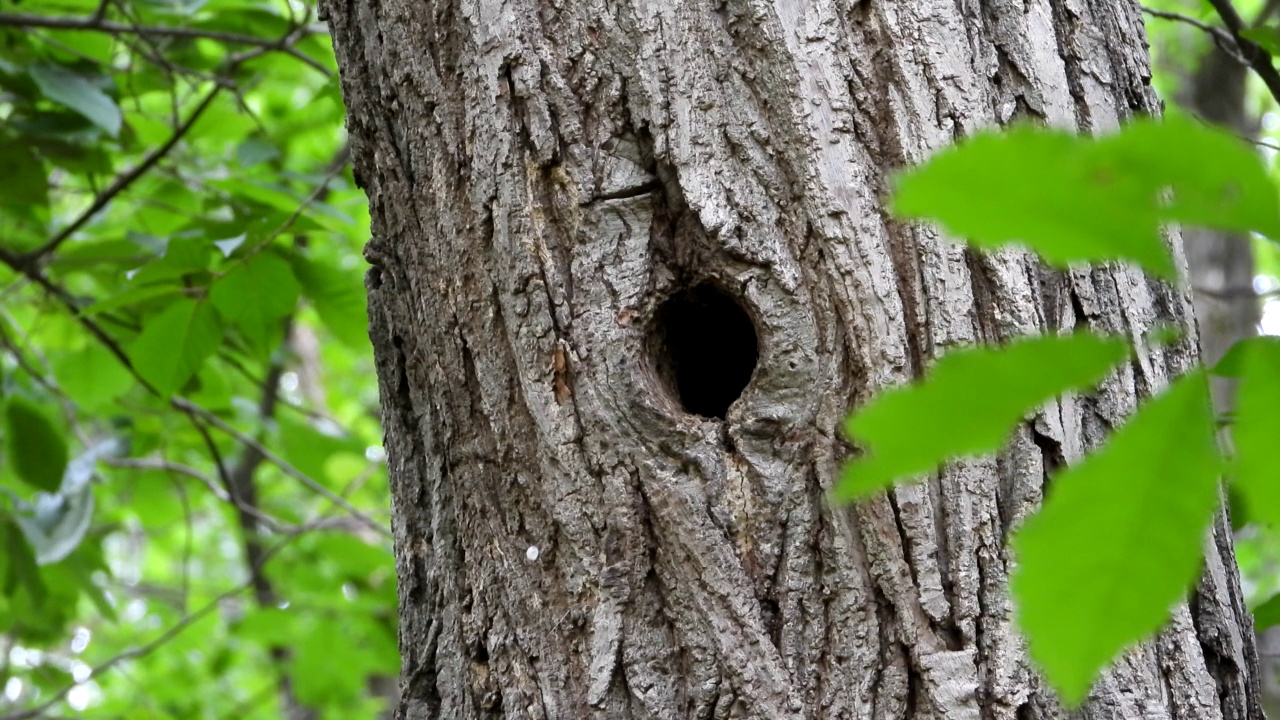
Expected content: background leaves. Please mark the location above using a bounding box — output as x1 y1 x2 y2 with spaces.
0 0 394 718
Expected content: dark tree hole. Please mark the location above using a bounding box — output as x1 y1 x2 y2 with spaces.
651 283 759 419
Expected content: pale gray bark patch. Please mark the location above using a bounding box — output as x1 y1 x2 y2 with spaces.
319 0 1265 715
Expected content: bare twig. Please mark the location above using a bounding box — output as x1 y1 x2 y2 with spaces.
105 457 292 532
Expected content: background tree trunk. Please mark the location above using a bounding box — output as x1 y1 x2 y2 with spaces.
1178 34 1275 718
320 0 1265 716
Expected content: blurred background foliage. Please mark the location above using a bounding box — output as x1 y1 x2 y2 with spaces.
2 0 1280 717
1143 0 1280 610
0 0 394 717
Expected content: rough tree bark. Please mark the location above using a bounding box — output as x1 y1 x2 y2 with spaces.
320 0 1266 716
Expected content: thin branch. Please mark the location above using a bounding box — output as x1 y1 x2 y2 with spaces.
1204 0 1280 105
20 87 222 263
171 398 391 538
1142 6 1241 54
104 457 292 532
0 12 329 74
0 249 385 540
0 531 301 720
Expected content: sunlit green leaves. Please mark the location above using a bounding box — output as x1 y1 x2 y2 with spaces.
1253 591 1280 632
5 396 68 492
1116 113 1280 239
892 113 1280 279
837 333 1130 499
127 299 224 396
1011 371 1221 706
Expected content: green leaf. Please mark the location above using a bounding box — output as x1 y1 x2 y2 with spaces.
0 516 45 607
127 299 224 397
892 114 1280 279
51 344 133 410
1253 592 1280 631
5 397 68 492
210 252 300 352
836 333 1130 499
125 236 213 286
1011 371 1221 706
291 619 369 706
290 253 369 348
1241 27 1280 56
1115 112 1280 240
1210 336 1274 378
28 64 121 137
125 470 184 528
1227 337 1280 529
892 125 1173 277
83 284 187 317
65 545 117 622
0 141 48 209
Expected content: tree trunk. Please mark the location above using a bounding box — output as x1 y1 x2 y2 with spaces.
319 0 1265 716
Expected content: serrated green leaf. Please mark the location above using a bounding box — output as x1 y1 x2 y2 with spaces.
83 284 187 316
233 607 297 645
5 397 68 492
893 125 1173 277
1011 371 1221 706
1227 337 1280 529
127 299 223 397
210 252 300 352
125 236 213 286
291 620 368 706
892 114 1280 278
28 64 121 137
836 332 1131 500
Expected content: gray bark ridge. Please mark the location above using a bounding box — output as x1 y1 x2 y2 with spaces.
320 0 1265 716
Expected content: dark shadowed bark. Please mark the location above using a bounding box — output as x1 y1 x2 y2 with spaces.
320 0 1265 716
